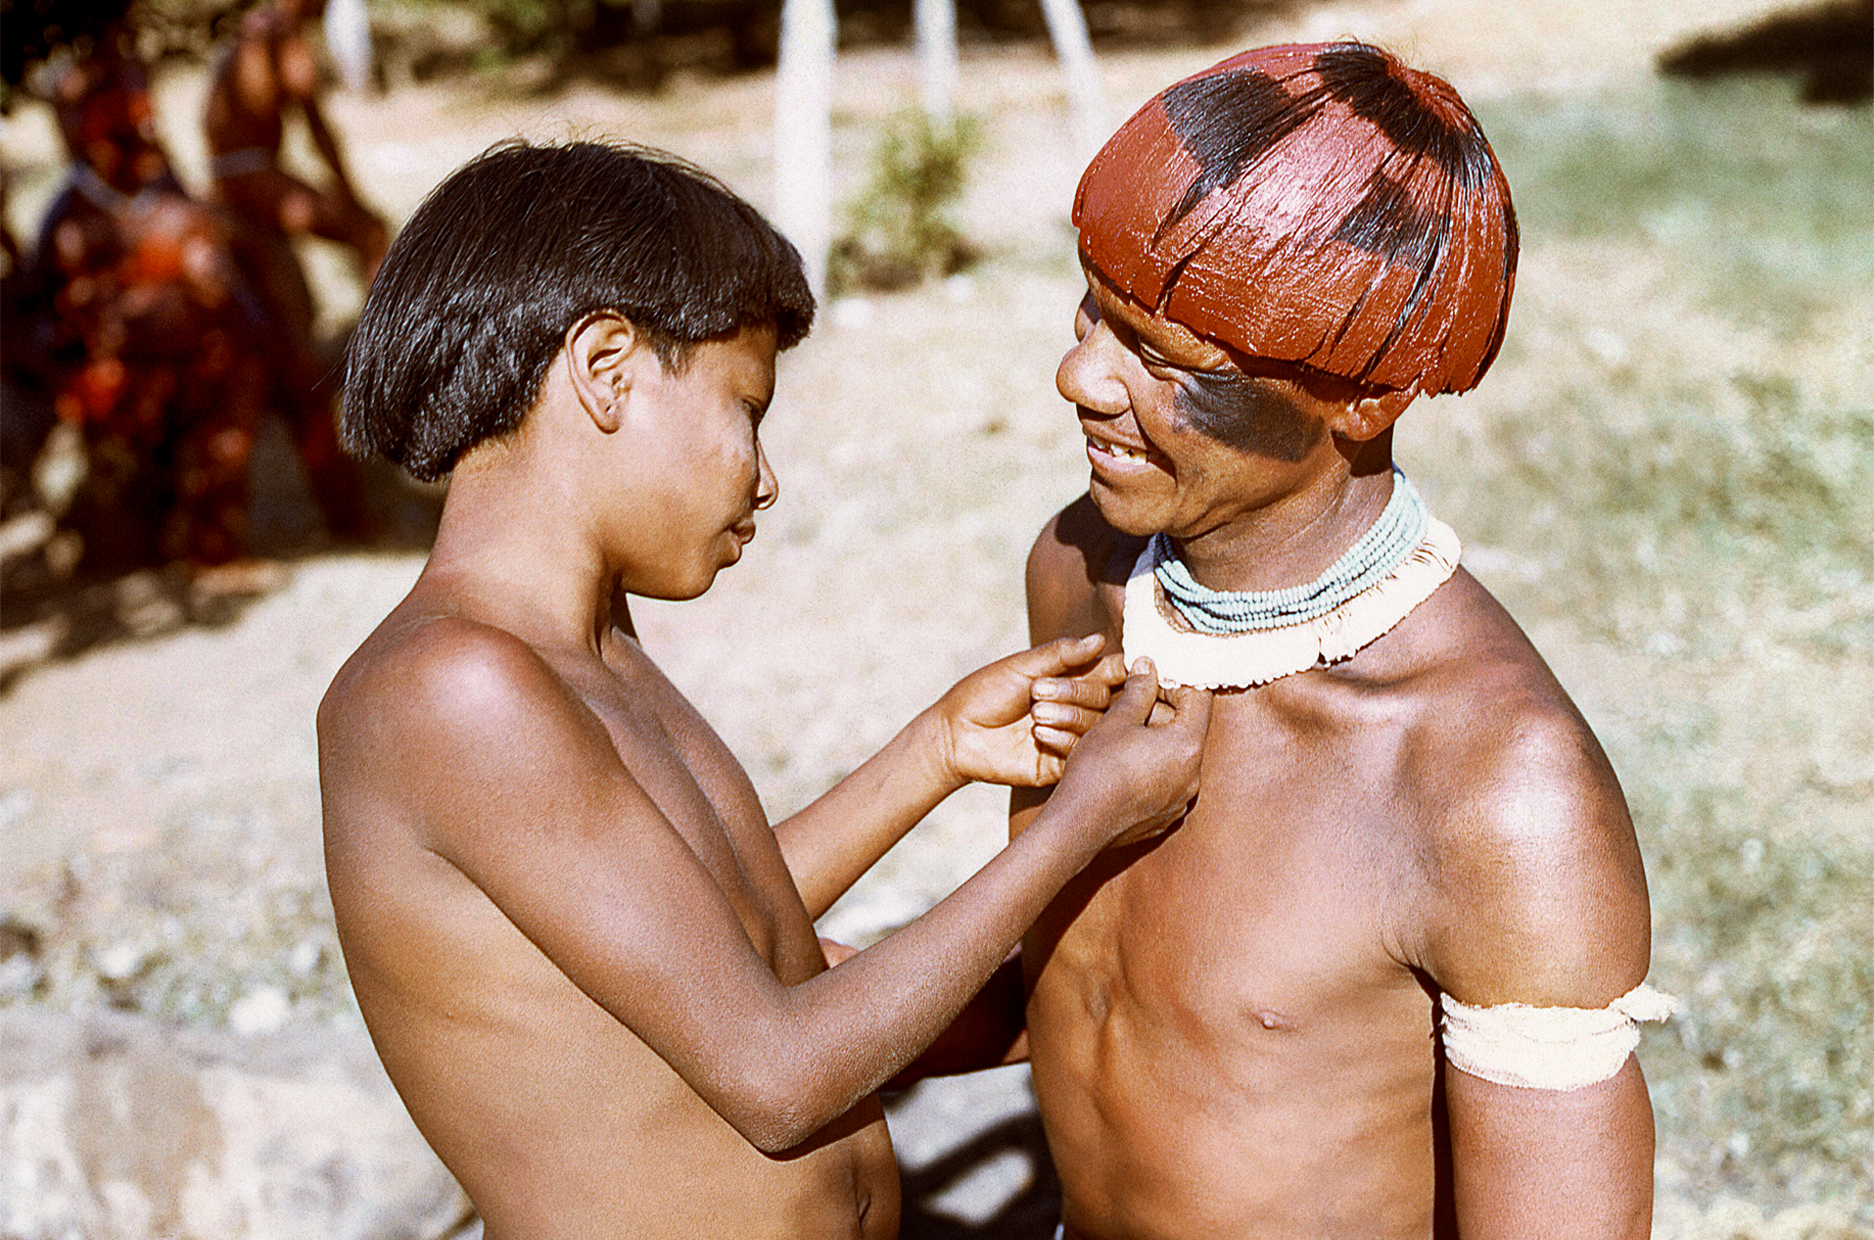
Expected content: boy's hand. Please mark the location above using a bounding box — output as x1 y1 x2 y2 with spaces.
934 634 1127 789
1052 659 1210 848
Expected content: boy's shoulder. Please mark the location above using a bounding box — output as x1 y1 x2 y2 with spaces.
318 607 611 825
324 607 559 735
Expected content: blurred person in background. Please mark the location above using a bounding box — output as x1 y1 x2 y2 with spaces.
27 31 271 569
205 0 384 540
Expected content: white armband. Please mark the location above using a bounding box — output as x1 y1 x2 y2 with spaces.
1440 983 1677 1091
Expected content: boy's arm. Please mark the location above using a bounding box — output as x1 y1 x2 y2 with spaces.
883 502 1131 1082
1426 706 1657 1239
882 948 1029 1088
774 634 1122 920
372 621 1205 1156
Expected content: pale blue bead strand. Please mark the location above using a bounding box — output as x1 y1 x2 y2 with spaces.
1153 469 1431 634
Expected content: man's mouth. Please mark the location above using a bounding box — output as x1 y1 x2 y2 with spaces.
1086 435 1151 465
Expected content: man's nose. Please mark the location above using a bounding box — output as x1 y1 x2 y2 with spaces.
1057 324 1129 417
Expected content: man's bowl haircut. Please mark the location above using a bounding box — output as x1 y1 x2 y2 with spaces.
1075 41 1518 399
342 139 816 483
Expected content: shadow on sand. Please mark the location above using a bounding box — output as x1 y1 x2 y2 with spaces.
896 1102 1064 1240
0 418 441 692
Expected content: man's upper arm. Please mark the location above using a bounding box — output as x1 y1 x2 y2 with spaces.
1424 704 1657 1239
1026 494 1124 646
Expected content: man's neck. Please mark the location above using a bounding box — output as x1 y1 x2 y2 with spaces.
1173 455 1399 595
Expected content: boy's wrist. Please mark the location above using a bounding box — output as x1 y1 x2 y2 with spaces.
909 705 972 798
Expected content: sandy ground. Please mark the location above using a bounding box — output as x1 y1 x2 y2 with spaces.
1 0 1854 1232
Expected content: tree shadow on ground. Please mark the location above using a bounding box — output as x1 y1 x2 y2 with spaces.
0 416 441 693
1658 0 1873 104
895 1103 1063 1240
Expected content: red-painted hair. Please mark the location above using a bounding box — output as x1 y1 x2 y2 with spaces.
1074 41 1518 396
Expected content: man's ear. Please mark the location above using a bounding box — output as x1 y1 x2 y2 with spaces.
563 311 642 435
1331 387 1416 443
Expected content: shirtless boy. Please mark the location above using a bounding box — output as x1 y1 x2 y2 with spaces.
316 140 1209 1240
1003 43 1671 1238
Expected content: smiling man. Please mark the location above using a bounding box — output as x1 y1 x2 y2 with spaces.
1003 41 1673 1239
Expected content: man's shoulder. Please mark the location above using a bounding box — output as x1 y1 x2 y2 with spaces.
1383 578 1650 1003
1026 494 1142 641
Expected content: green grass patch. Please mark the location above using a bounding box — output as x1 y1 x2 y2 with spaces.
1413 78 1873 1214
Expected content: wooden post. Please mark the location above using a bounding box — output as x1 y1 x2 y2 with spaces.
915 0 958 123
1036 0 1106 158
775 0 836 297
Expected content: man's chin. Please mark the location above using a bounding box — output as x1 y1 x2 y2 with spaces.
1086 480 1166 540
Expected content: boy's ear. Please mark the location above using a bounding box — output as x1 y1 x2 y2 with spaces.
1330 387 1416 443
564 311 643 435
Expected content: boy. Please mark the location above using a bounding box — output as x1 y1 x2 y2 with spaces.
317 139 1209 1239
998 42 1671 1238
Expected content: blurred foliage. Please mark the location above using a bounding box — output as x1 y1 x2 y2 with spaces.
831 109 983 293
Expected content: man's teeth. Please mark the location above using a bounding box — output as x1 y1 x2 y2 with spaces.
1092 438 1148 462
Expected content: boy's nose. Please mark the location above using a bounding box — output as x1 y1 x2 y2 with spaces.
753 442 778 510
1057 325 1130 418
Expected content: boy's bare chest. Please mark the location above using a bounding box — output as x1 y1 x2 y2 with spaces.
571 647 814 971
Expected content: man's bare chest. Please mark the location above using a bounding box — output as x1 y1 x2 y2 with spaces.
1039 683 1429 1019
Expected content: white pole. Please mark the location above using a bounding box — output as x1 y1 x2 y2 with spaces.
322 0 373 92
774 0 836 298
914 0 957 124
1036 0 1106 159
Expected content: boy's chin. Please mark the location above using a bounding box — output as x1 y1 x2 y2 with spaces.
627 565 727 604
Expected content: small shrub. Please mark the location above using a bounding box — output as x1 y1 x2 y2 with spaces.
830 110 983 294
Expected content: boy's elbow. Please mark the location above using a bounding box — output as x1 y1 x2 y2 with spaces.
713 1058 840 1155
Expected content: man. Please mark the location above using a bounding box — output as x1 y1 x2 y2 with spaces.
1005 41 1670 1238
204 0 385 539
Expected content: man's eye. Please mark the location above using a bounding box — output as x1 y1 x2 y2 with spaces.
1138 346 1185 374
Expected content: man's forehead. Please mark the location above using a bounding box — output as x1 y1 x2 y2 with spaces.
1081 258 1237 371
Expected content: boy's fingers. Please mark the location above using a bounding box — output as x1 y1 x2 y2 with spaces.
1032 724 1079 755
1104 658 1162 726
1009 632 1105 679
1164 684 1214 737
1034 674 1111 709
1089 650 1128 687
1031 701 1101 734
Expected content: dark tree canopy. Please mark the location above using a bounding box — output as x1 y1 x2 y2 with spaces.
1 0 134 92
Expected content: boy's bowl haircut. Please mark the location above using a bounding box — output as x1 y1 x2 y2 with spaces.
1075 41 1518 399
341 139 815 483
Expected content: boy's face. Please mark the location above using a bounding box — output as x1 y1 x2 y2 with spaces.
614 325 778 601
1057 265 1340 542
